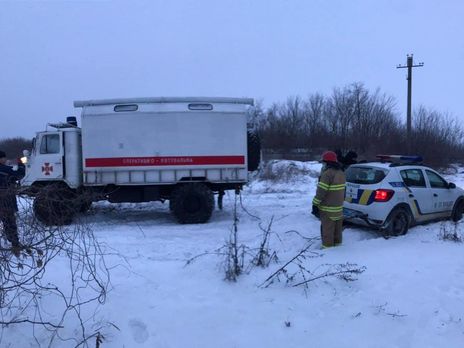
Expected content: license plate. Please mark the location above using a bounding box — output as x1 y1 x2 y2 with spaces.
346 185 358 200
343 208 366 219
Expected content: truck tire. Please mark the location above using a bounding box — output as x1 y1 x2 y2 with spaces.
78 200 93 213
247 131 261 172
171 183 214 224
33 185 77 226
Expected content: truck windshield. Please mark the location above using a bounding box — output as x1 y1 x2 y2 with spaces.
346 166 387 185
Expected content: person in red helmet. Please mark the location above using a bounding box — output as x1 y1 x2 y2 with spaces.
312 151 346 248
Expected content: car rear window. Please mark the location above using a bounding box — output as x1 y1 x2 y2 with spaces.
346 166 387 184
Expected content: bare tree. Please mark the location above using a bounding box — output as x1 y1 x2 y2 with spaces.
0 187 111 347
257 82 464 166
0 137 33 159
302 93 326 149
412 106 464 166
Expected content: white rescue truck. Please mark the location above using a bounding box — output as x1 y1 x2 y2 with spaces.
21 97 260 225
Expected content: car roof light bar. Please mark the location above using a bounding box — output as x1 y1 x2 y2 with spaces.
376 155 423 162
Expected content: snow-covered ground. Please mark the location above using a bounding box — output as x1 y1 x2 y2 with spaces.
5 161 464 347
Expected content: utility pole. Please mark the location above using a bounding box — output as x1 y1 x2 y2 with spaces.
397 54 424 149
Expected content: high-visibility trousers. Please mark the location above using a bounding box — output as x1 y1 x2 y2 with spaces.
320 212 343 247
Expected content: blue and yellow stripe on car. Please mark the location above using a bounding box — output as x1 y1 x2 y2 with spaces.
409 199 450 222
410 199 420 218
358 190 374 205
345 189 375 205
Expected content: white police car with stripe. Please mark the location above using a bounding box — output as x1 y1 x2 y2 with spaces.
343 155 464 236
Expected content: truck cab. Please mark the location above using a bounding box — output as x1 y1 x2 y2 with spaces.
22 118 83 191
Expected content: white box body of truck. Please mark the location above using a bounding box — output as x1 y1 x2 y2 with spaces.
79 98 249 186
21 97 257 225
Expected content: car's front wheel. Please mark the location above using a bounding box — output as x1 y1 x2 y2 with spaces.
451 199 464 222
382 208 410 237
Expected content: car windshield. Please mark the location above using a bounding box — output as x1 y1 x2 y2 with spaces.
346 166 387 184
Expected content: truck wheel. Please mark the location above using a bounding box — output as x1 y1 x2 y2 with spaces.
171 183 214 224
79 200 93 213
247 130 261 172
451 199 464 222
33 185 77 226
382 208 410 237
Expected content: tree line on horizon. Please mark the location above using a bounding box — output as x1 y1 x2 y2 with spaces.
250 82 464 167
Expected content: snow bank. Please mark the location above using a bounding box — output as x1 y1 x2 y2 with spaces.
247 160 322 193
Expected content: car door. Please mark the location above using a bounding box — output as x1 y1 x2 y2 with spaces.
399 168 434 216
425 169 455 213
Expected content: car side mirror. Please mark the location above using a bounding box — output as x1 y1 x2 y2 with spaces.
448 182 456 189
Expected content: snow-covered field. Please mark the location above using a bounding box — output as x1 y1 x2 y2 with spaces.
5 161 464 347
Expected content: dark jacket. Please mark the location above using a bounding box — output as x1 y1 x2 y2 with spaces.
342 151 358 169
0 163 25 212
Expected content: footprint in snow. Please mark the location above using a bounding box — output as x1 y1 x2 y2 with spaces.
129 318 149 344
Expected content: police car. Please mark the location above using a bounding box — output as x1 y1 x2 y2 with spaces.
343 155 464 236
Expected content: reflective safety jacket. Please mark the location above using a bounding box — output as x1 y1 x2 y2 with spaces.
312 165 346 221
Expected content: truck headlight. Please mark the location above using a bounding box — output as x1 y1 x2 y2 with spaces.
20 156 27 164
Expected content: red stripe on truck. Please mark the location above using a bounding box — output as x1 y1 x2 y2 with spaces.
85 155 245 167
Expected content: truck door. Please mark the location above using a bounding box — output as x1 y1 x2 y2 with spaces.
36 132 64 180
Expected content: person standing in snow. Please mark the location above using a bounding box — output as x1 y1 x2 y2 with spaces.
312 151 346 248
0 151 25 256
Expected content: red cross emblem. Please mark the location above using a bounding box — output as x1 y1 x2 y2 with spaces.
42 163 53 176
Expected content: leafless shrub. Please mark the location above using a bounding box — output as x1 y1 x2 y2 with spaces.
184 194 249 281
223 194 245 281
438 222 462 243
259 241 319 289
0 186 111 347
223 201 283 279
186 197 279 281
259 240 366 293
251 216 278 268
187 197 364 295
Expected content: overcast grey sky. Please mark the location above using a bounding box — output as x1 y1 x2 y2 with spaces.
1 0 463 139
